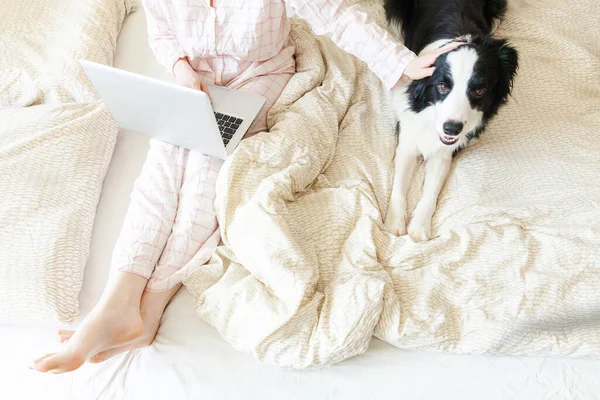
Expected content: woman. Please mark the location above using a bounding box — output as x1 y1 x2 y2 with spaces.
31 0 459 373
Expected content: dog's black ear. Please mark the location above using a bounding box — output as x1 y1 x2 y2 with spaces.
492 39 519 100
407 78 431 112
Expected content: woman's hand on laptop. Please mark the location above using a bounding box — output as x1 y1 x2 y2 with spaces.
174 57 212 102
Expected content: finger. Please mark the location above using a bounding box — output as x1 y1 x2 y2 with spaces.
420 41 462 57
421 42 463 66
442 41 465 49
191 79 202 90
412 67 436 80
421 66 436 77
200 82 212 104
421 52 440 66
437 41 465 53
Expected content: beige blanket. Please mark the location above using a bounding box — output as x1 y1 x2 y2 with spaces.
184 0 600 367
0 0 133 322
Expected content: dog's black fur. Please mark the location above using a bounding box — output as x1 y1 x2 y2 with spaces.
385 0 508 53
385 0 519 145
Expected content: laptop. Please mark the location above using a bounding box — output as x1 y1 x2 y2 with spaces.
80 60 266 160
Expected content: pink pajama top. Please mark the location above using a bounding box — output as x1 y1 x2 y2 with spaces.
142 0 416 90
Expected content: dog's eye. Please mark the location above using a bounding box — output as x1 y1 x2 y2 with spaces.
472 88 487 98
437 82 449 94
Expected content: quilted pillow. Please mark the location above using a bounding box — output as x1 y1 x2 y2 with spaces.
0 0 134 322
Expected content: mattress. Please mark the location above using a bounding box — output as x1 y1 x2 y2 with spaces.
1 5 599 400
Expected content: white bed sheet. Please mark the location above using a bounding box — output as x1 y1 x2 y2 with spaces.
1 6 600 400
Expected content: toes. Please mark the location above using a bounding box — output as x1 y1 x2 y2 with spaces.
57 330 74 343
32 353 52 364
29 353 52 370
30 353 61 373
48 353 86 374
30 351 86 374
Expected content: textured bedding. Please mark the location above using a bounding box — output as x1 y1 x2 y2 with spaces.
0 0 133 322
185 0 600 367
5 8 600 399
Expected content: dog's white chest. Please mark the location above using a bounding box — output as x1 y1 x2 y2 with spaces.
398 109 447 159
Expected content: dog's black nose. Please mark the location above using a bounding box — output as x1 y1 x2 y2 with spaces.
443 121 464 136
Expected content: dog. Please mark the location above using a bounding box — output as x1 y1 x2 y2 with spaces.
383 0 519 241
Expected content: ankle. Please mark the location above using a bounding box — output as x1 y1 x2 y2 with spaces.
100 272 149 305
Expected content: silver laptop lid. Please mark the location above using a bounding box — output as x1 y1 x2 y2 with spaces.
81 60 227 159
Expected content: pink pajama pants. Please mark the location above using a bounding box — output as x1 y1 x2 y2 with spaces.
111 59 294 292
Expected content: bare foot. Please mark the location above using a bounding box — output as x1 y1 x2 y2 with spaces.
56 308 161 364
89 309 162 363
52 285 179 365
30 272 149 374
30 305 144 373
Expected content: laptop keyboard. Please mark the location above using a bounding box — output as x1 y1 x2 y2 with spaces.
215 112 244 146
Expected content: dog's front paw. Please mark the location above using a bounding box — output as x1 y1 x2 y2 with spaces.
384 206 407 237
407 214 431 242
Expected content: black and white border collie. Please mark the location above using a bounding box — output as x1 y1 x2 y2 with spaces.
383 0 519 241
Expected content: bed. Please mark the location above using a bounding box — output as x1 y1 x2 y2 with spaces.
2 0 600 399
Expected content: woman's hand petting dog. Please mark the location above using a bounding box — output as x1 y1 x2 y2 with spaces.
396 42 464 85
173 57 212 102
